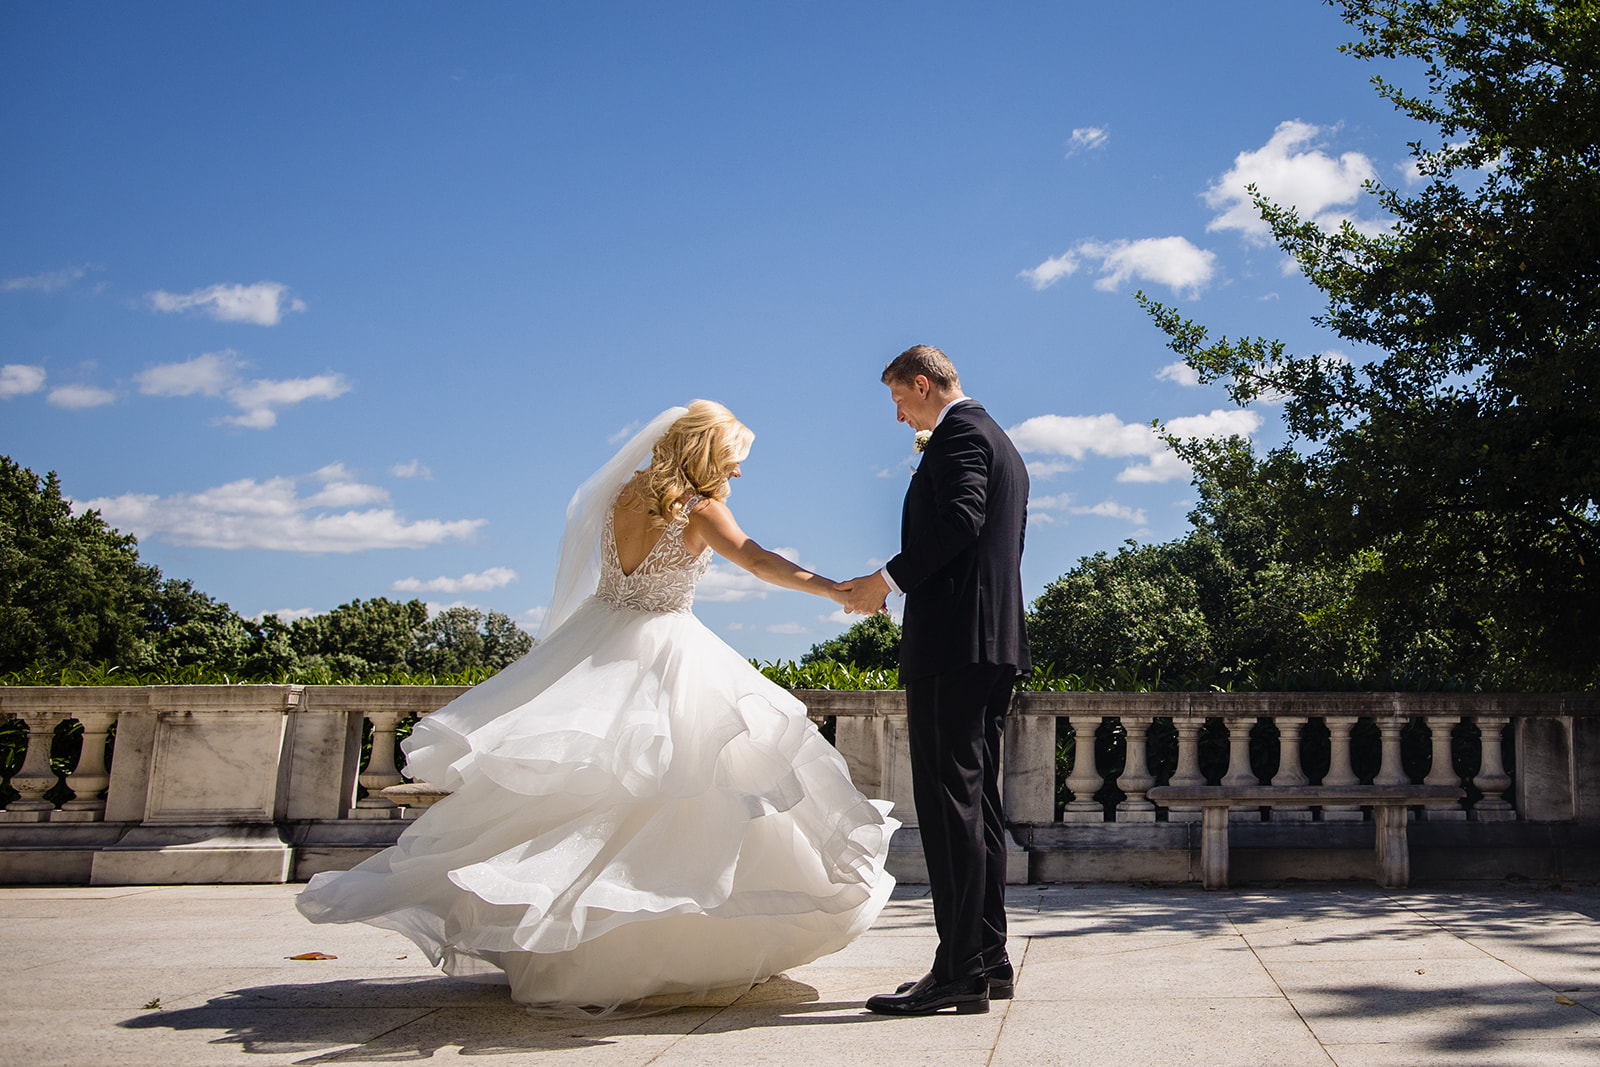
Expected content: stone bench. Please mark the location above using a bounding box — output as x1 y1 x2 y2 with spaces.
1146 784 1467 889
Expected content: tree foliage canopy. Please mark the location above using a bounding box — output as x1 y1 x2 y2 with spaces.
802 613 901 670
1140 0 1600 687
1 456 535 679
1 457 159 670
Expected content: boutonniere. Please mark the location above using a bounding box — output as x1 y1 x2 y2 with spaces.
912 430 933 454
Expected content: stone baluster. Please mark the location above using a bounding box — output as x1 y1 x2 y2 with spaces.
1471 715 1516 821
1220 716 1260 821
1164 718 1207 824
1374 717 1409 786
1424 715 1467 821
55 710 118 822
1115 716 1157 822
1320 716 1363 821
0 710 65 821
1373 715 1411 822
351 709 406 819
1060 715 1105 823
1270 716 1312 822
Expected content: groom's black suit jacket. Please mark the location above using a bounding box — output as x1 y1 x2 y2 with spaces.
885 401 1030 682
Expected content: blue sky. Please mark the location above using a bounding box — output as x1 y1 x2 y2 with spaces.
2 2 1428 661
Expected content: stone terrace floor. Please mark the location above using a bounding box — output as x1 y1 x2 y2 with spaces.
3 880 1599 1066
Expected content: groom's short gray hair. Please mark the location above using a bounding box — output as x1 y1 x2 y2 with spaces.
882 345 961 391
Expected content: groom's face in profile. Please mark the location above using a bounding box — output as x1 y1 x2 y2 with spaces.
888 375 941 432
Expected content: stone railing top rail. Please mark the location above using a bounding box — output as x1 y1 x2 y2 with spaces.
0 684 473 715
798 688 1600 718
1 685 1595 719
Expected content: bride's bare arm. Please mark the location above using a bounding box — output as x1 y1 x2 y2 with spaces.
687 499 845 602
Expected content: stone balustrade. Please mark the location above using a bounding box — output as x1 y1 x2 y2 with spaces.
1 686 1595 886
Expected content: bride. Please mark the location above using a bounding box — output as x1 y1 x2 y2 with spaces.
296 401 899 1011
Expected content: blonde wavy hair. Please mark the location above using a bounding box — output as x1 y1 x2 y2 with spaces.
630 400 754 527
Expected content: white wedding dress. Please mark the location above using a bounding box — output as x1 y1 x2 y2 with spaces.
296 412 898 1012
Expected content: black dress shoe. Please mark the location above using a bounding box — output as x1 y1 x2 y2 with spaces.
867 973 989 1015
894 958 1014 1000
985 958 1015 1000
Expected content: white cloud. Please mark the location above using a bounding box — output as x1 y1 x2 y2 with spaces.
424 599 480 617
392 567 520 594
76 470 485 552
222 373 351 428
1114 451 1193 483
1 364 47 399
1071 500 1148 523
253 607 319 622
516 606 548 631
1156 361 1201 387
1066 126 1108 156
1164 408 1265 440
391 459 433 480
767 622 810 635
1009 413 1163 460
1028 492 1147 525
2 265 89 294
1009 407 1262 484
146 281 307 326
695 547 800 603
1018 253 1080 290
1021 237 1217 297
1205 120 1379 241
607 421 642 444
1025 458 1076 480
823 608 854 626
133 351 350 429
135 350 244 397
47 383 116 409
697 563 770 602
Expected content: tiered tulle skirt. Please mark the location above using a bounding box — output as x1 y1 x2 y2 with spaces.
296 598 898 1010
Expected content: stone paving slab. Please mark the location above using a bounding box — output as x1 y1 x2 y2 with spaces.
1 880 1598 1066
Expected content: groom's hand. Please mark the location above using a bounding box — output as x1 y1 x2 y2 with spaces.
840 571 890 615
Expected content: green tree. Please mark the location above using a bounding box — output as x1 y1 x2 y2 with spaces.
288 597 430 676
1028 539 1217 683
1142 0 1600 687
479 609 534 670
0 457 160 671
409 606 535 674
137 578 252 673
802 613 902 669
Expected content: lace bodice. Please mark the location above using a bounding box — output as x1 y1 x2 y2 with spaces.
594 493 713 615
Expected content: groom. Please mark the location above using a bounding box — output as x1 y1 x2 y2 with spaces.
843 345 1030 1016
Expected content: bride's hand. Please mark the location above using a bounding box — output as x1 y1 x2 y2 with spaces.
828 580 852 606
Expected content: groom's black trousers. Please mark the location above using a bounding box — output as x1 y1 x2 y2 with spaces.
905 663 1014 984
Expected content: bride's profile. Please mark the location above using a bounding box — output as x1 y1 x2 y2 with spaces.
296 400 899 1012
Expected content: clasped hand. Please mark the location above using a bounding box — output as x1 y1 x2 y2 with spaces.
834 571 889 615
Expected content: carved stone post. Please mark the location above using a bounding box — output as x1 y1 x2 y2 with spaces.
1271 716 1312 822
351 709 406 819
1374 804 1410 888
1424 715 1467 821
0 711 63 821
1115 717 1157 822
1471 715 1516 821
1220 716 1260 822
56 710 118 821
1165 718 1206 824
1001 709 1057 825
1060 715 1104 823
1321 716 1363 821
